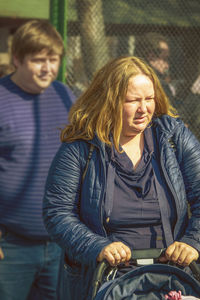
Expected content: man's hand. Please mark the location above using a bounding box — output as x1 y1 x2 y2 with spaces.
159 241 199 266
97 242 131 266
0 230 4 260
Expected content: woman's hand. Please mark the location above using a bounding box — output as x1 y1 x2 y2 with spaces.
97 242 131 266
159 241 199 266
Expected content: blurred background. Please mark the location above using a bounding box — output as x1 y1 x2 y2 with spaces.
0 0 200 140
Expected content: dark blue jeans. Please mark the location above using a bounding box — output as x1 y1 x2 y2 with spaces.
0 226 61 300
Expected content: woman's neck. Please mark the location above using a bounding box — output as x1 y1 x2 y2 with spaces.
119 133 144 169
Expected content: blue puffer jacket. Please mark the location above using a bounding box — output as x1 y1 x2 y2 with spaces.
43 115 200 300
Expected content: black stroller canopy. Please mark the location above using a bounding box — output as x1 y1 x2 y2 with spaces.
94 264 200 300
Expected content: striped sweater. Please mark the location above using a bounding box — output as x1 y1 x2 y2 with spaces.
0 75 75 239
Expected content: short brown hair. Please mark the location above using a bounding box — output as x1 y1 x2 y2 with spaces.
11 20 64 62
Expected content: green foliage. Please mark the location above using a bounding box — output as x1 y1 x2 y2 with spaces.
102 0 200 26
68 0 200 26
0 0 49 19
68 0 77 21
1 0 200 26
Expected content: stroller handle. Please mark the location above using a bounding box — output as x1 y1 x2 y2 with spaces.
91 248 165 300
131 247 165 260
91 248 200 300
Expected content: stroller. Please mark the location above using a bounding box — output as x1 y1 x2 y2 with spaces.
91 249 200 300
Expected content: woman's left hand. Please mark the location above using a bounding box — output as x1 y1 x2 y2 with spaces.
159 241 199 266
97 242 131 266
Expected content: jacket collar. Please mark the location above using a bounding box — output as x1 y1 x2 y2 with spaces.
153 115 182 142
89 115 182 153
89 134 106 156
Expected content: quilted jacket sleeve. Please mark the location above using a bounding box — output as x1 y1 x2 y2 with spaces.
43 141 111 267
177 125 200 252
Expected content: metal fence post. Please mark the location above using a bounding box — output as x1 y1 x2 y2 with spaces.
49 0 67 83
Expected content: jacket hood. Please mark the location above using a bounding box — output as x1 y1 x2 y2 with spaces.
91 115 183 148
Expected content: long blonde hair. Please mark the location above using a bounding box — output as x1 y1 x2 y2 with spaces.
61 56 177 151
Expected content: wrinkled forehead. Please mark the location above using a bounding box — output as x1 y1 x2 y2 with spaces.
127 74 155 95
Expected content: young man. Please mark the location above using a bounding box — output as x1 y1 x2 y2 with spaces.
134 32 176 104
0 20 75 300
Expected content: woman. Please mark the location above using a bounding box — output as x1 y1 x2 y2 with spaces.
43 56 200 300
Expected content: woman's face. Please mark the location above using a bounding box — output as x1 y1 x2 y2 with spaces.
121 74 155 138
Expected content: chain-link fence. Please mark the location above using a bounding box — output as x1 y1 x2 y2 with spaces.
66 0 200 140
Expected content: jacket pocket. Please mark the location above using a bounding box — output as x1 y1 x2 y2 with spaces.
58 255 84 300
59 263 83 300
64 261 81 276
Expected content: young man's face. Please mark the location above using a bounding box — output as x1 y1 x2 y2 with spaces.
12 49 61 94
149 41 170 76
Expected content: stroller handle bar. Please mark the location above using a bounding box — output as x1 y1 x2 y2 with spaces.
131 247 165 260
91 248 200 300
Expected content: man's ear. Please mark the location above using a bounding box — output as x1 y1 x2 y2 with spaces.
12 56 21 68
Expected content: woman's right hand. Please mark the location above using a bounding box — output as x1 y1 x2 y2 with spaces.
97 241 131 266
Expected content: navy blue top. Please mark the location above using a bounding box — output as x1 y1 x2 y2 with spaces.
104 128 176 249
0 75 75 239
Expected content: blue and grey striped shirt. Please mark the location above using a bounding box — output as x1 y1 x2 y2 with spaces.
0 75 75 240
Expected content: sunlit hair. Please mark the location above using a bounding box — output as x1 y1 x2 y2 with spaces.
61 56 177 151
11 20 64 62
